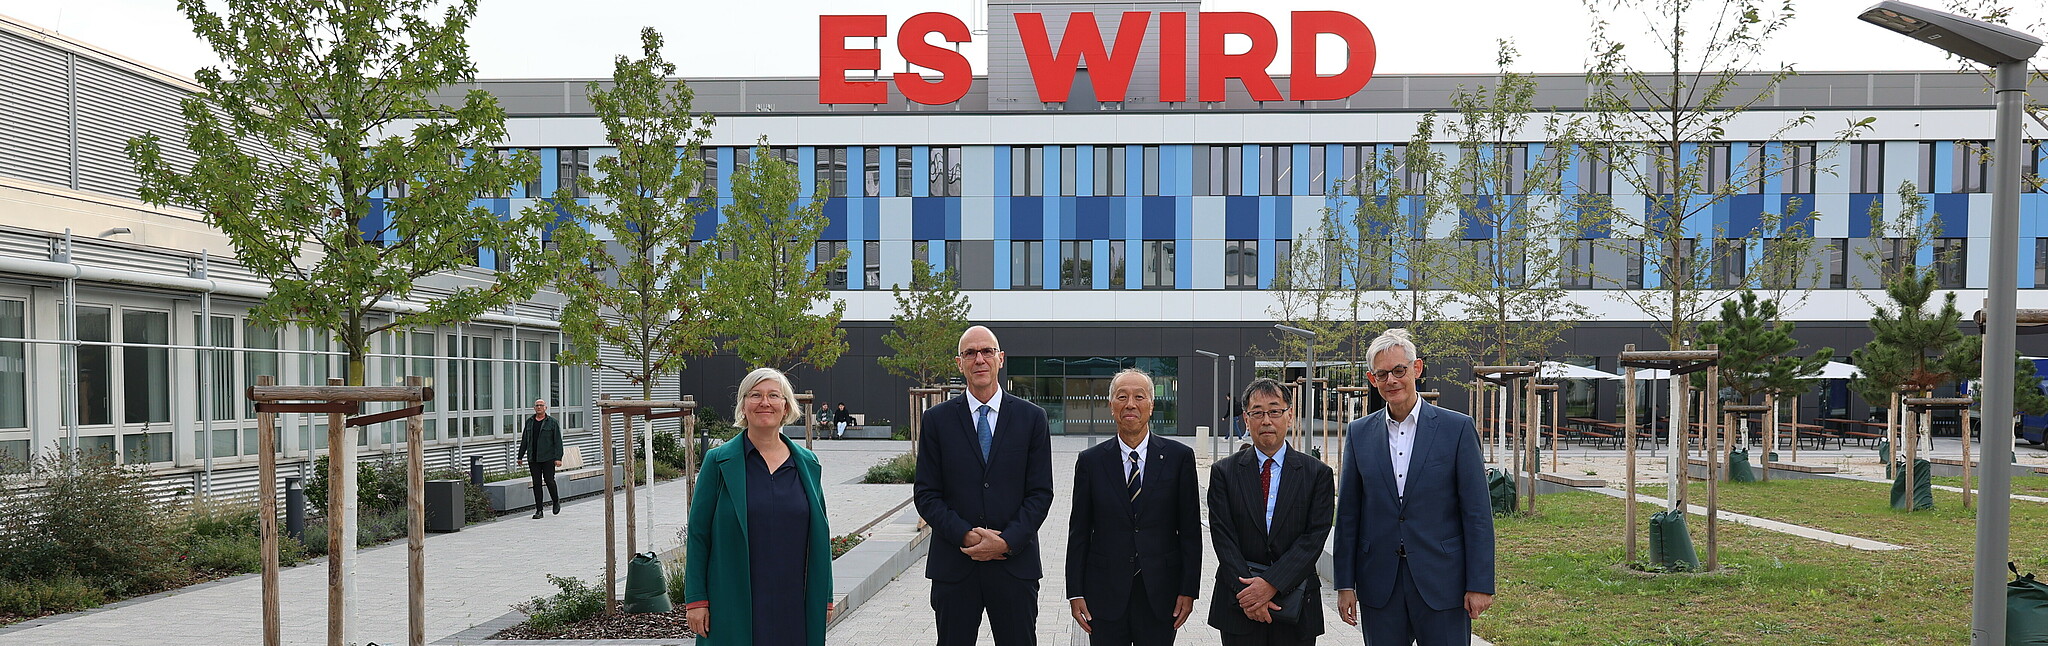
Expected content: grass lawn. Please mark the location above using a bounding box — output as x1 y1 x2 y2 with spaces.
1634 478 2048 558
1928 475 2048 498
1480 489 2041 645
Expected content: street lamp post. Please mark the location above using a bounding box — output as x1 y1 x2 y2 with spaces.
1856 4 2041 643
1274 324 1317 452
1196 349 1220 461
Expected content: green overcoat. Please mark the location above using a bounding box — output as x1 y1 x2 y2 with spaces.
683 433 832 645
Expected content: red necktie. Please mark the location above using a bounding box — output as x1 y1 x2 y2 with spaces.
1260 457 1274 509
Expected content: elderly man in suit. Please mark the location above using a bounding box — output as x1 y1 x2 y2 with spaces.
1066 368 1201 645
1334 328 1495 646
914 325 1056 645
1208 378 1335 645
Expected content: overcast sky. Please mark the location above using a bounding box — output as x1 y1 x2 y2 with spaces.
3 0 2041 82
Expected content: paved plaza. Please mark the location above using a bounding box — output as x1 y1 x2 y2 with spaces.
0 441 912 646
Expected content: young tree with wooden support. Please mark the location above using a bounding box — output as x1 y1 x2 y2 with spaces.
593 397 696 614
1618 347 1720 570
1474 364 1536 513
249 378 432 646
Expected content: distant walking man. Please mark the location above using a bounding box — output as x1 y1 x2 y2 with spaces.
914 325 1055 645
1208 378 1335 645
1334 329 1494 645
518 399 564 519
1067 368 1201 645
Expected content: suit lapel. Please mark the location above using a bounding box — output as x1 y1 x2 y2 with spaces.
958 395 990 469
1360 412 1398 501
717 448 749 539
1273 453 1307 537
1237 451 1270 542
1411 402 1446 489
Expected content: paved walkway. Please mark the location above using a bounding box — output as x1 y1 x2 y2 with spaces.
829 436 1490 645
0 439 912 646
1583 488 1907 551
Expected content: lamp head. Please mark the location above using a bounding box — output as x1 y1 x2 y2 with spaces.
1859 1 2041 66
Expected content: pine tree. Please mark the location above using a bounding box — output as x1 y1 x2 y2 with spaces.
1697 291 1830 403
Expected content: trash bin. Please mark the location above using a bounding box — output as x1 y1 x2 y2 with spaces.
624 552 673 613
425 479 465 532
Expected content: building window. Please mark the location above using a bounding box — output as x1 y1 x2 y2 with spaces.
1012 240 1044 289
123 431 171 465
1056 146 1076 197
1197 145 1241 196
1934 238 1967 288
1308 145 1327 195
1108 240 1127 288
695 147 717 198
930 146 962 197
121 310 169 425
1260 146 1292 196
1758 238 1801 290
1060 240 1092 288
1012 147 1043 197
558 148 590 198
1651 144 1679 195
1879 237 1914 277
1093 147 1124 196
1577 146 1611 194
1825 238 1848 289
243 322 280 421
1562 240 1595 289
2036 239 2048 288
1782 143 1816 194
1143 240 1176 288
1917 142 1937 192
815 241 849 290
1225 240 1258 288
815 147 847 198
1852 142 1884 193
0 300 23 429
518 148 542 198
77 306 111 426
1705 144 1731 193
1956 141 1989 193
862 241 880 288
863 147 881 197
1142 146 1160 196
896 147 914 197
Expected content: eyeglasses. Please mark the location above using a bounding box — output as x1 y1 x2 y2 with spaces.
1370 364 1414 381
959 347 1002 360
744 391 787 402
1246 408 1290 420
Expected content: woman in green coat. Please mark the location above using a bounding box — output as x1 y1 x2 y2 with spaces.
684 367 834 645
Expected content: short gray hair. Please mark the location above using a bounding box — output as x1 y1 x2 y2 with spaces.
1111 368 1153 392
733 367 803 427
1368 328 1419 365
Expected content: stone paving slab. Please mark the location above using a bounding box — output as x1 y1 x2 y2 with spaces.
0 439 913 646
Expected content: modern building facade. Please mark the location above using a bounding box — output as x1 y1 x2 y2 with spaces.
4 2 2048 503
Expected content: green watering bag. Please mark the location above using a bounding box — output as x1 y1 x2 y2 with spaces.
1890 459 1935 511
1647 509 1700 572
623 551 673 614
1486 468 1516 516
1878 440 1895 478
1727 448 1757 483
2012 563 2048 645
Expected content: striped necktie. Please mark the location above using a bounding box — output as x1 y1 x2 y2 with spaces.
1126 449 1142 510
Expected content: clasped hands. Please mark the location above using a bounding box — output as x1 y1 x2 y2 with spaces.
960 527 1009 561
1235 576 1284 623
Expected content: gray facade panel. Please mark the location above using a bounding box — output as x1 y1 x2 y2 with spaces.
0 31 75 187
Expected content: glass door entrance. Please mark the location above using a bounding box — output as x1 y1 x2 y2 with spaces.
1063 377 1113 436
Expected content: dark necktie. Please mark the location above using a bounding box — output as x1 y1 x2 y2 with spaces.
1126 449 1142 510
977 405 994 460
1260 457 1275 530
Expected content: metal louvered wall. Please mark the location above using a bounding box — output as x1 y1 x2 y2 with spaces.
0 30 75 188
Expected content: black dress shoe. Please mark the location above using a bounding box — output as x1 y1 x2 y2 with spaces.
532 510 544 519
552 503 561 515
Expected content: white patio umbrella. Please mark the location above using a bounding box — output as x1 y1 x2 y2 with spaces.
1538 360 1621 380
1606 367 1673 447
1803 361 1861 380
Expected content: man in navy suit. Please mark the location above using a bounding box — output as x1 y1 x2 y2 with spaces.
915 325 1056 645
1066 368 1200 645
1334 328 1494 646
1208 378 1334 645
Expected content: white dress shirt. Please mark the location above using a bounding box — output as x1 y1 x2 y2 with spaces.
1119 433 1151 484
1255 443 1286 531
1387 400 1423 499
966 387 1003 439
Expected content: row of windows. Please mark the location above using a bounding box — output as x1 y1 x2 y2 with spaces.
427 141 2044 203
0 301 587 467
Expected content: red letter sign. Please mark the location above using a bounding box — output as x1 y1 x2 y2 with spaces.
1016 12 1151 103
819 15 888 104
1289 11 1375 101
1198 12 1281 102
1158 12 1187 102
894 12 974 106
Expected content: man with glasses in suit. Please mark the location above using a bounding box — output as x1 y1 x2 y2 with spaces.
1207 378 1335 645
914 325 1056 645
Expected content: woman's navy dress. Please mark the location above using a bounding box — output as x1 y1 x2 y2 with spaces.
742 435 811 645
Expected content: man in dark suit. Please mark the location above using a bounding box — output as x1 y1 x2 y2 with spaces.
915 325 1056 645
1334 329 1495 646
1066 368 1200 645
1208 378 1334 645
